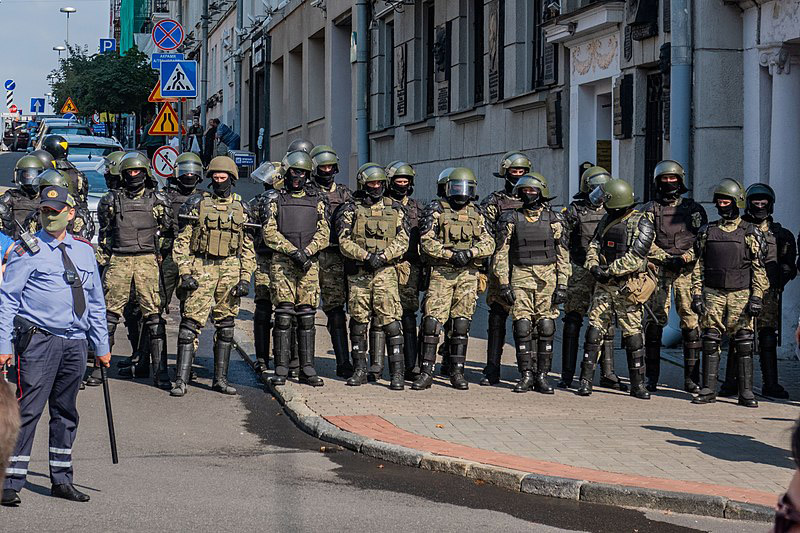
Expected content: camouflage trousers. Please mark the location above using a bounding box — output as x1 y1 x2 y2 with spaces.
509 264 559 322
397 260 421 313
103 253 162 318
254 253 272 304
486 273 512 313
587 281 642 337
347 265 402 326
564 264 595 315
182 255 243 324
270 254 320 307
422 265 480 323
318 248 347 311
701 287 753 335
646 266 698 330
759 289 781 329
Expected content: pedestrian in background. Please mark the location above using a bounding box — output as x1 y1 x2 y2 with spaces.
203 118 219 166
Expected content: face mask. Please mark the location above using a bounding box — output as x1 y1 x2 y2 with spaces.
41 209 70 233
287 169 306 192
178 174 200 192
520 190 541 208
365 183 385 201
124 171 146 192
449 196 470 209
388 181 409 200
657 180 682 198
212 178 232 198
716 203 738 220
315 168 336 186
605 207 627 220
21 184 38 197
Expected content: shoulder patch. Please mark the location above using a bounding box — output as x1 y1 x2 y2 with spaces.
73 236 92 246
13 244 27 257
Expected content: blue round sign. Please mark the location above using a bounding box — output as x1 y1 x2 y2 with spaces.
152 19 184 51
62 113 76 120
4 80 15 91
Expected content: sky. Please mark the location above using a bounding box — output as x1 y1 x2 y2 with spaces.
0 0 110 114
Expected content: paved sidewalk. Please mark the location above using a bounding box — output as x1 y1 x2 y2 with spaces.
235 300 798 512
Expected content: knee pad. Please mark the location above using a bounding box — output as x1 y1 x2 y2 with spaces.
106 311 121 325
275 310 293 330
383 320 402 338
759 329 778 350
452 317 471 336
216 326 235 342
215 316 235 329
682 327 701 349
702 328 722 343
585 325 603 346
623 334 644 351
296 313 315 330
537 318 555 338
349 319 368 337
422 316 442 337
734 329 754 357
512 318 532 342
178 320 200 344
254 301 272 322
603 324 615 342
563 311 582 327
734 328 754 343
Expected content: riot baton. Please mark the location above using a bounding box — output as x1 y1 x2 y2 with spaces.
99 365 119 465
1 362 8 382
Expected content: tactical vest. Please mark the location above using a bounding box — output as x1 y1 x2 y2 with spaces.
599 216 630 265
352 197 399 254
569 203 605 265
703 224 751 290
488 192 522 223
511 209 557 266
764 224 779 288
439 202 481 252
277 191 319 252
11 192 39 230
167 189 190 228
111 191 158 254
190 193 246 257
653 201 696 255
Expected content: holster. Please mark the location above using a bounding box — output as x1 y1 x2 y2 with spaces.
13 316 45 355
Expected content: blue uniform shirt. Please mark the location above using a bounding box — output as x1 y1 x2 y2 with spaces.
0 230 110 355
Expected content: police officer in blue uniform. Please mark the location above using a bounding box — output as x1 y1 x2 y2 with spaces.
0 186 110 507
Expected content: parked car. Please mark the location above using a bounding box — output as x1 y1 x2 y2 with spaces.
71 156 108 245
63 134 122 158
3 120 30 151
30 119 93 151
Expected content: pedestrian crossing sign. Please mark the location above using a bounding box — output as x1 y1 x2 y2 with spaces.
60 97 78 115
160 60 197 99
148 102 182 136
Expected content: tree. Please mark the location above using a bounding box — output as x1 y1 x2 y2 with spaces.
49 46 157 117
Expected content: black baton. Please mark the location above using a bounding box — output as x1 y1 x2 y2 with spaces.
99 365 119 465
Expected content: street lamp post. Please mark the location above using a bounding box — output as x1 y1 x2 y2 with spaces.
60 7 77 48
53 45 66 59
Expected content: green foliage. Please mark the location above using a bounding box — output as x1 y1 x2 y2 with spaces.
49 45 157 116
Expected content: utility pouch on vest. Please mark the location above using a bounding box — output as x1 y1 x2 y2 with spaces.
477 272 488 294
396 260 411 285
621 269 657 304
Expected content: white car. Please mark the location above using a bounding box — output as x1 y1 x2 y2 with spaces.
64 134 122 159
71 156 109 245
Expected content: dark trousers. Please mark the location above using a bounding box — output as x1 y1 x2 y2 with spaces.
4 333 87 491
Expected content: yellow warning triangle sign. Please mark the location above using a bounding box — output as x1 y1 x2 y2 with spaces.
148 102 180 136
60 97 79 114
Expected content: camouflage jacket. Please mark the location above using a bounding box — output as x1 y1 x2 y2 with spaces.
585 209 656 278
96 187 172 263
420 199 495 266
262 188 330 257
337 192 409 264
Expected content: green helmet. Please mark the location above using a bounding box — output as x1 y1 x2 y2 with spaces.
104 151 126 177
283 150 313 173
445 167 477 203
592 179 635 209
437 167 455 198
119 151 151 175
310 145 339 170
356 163 388 189
579 165 611 194
713 178 745 208
15 155 46 188
38 168 70 189
385 160 416 180
653 159 688 194
497 151 532 178
513 172 550 199
175 152 204 179
30 149 56 169
207 155 239 180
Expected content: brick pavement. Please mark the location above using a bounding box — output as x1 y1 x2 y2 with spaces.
234 301 799 504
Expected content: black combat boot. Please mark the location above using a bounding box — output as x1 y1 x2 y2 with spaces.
481 306 507 386
120 326 152 379
644 323 662 393
297 310 323 387
385 321 405 390
512 319 535 393
270 306 294 386
117 302 141 368
576 326 602 396
533 319 555 394
368 319 386 382
401 312 419 380
682 328 701 393
253 301 272 380
327 307 353 379
346 321 369 386
759 329 789 399
718 343 738 397
448 318 470 390
212 324 237 395
439 320 451 377
599 325 627 391
171 321 199 397
625 334 650 399
693 331 721 404
735 332 758 408
149 317 170 390
558 312 581 389
412 316 440 390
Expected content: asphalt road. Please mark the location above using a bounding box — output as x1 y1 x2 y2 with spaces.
0 150 770 531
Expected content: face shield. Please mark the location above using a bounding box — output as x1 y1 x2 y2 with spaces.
446 179 476 204
16 168 41 187
251 161 282 187
588 184 608 207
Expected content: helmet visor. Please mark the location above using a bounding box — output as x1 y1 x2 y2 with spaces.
16 168 41 187
588 185 607 207
251 161 281 185
177 160 204 178
446 179 476 200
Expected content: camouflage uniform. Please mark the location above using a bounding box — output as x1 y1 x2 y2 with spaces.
338 188 409 389
21 203 94 242
0 188 40 239
493 201 570 393
414 192 495 390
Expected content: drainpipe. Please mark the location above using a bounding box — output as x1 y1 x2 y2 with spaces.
670 0 691 189
200 0 209 133
263 34 271 161
355 0 369 166
234 0 243 136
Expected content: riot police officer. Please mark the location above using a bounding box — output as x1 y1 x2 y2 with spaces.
172 156 256 396
741 183 795 399
287 138 314 154
641 160 707 393
0 155 45 239
337 163 409 389
97 152 172 388
480 152 530 386
493 174 570 393
41 135 87 203
308 145 355 378
560 166 626 391
263 151 329 387
29 149 55 170
578 179 656 400
22 169 95 242
103 151 126 190
415 168 495 390
691 179 768 407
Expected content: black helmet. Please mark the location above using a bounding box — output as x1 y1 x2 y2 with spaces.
745 183 775 220
43 134 69 160
30 149 56 169
287 139 314 154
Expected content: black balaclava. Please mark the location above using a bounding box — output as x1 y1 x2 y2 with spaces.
715 196 739 220
746 195 772 222
388 178 410 201
504 172 522 195
177 174 200 195
123 170 146 193
212 176 232 198
286 168 307 193
364 182 385 204
656 178 682 201
314 166 337 187
519 189 542 209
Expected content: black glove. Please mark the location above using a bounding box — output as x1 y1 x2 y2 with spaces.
231 280 250 297
662 255 686 272
288 249 309 268
180 274 199 292
366 253 386 271
450 249 473 268
691 295 707 316
590 265 611 284
745 295 762 317
500 284 515 306
551 284 568 306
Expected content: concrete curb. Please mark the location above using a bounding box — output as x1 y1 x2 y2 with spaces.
233 338 774 523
